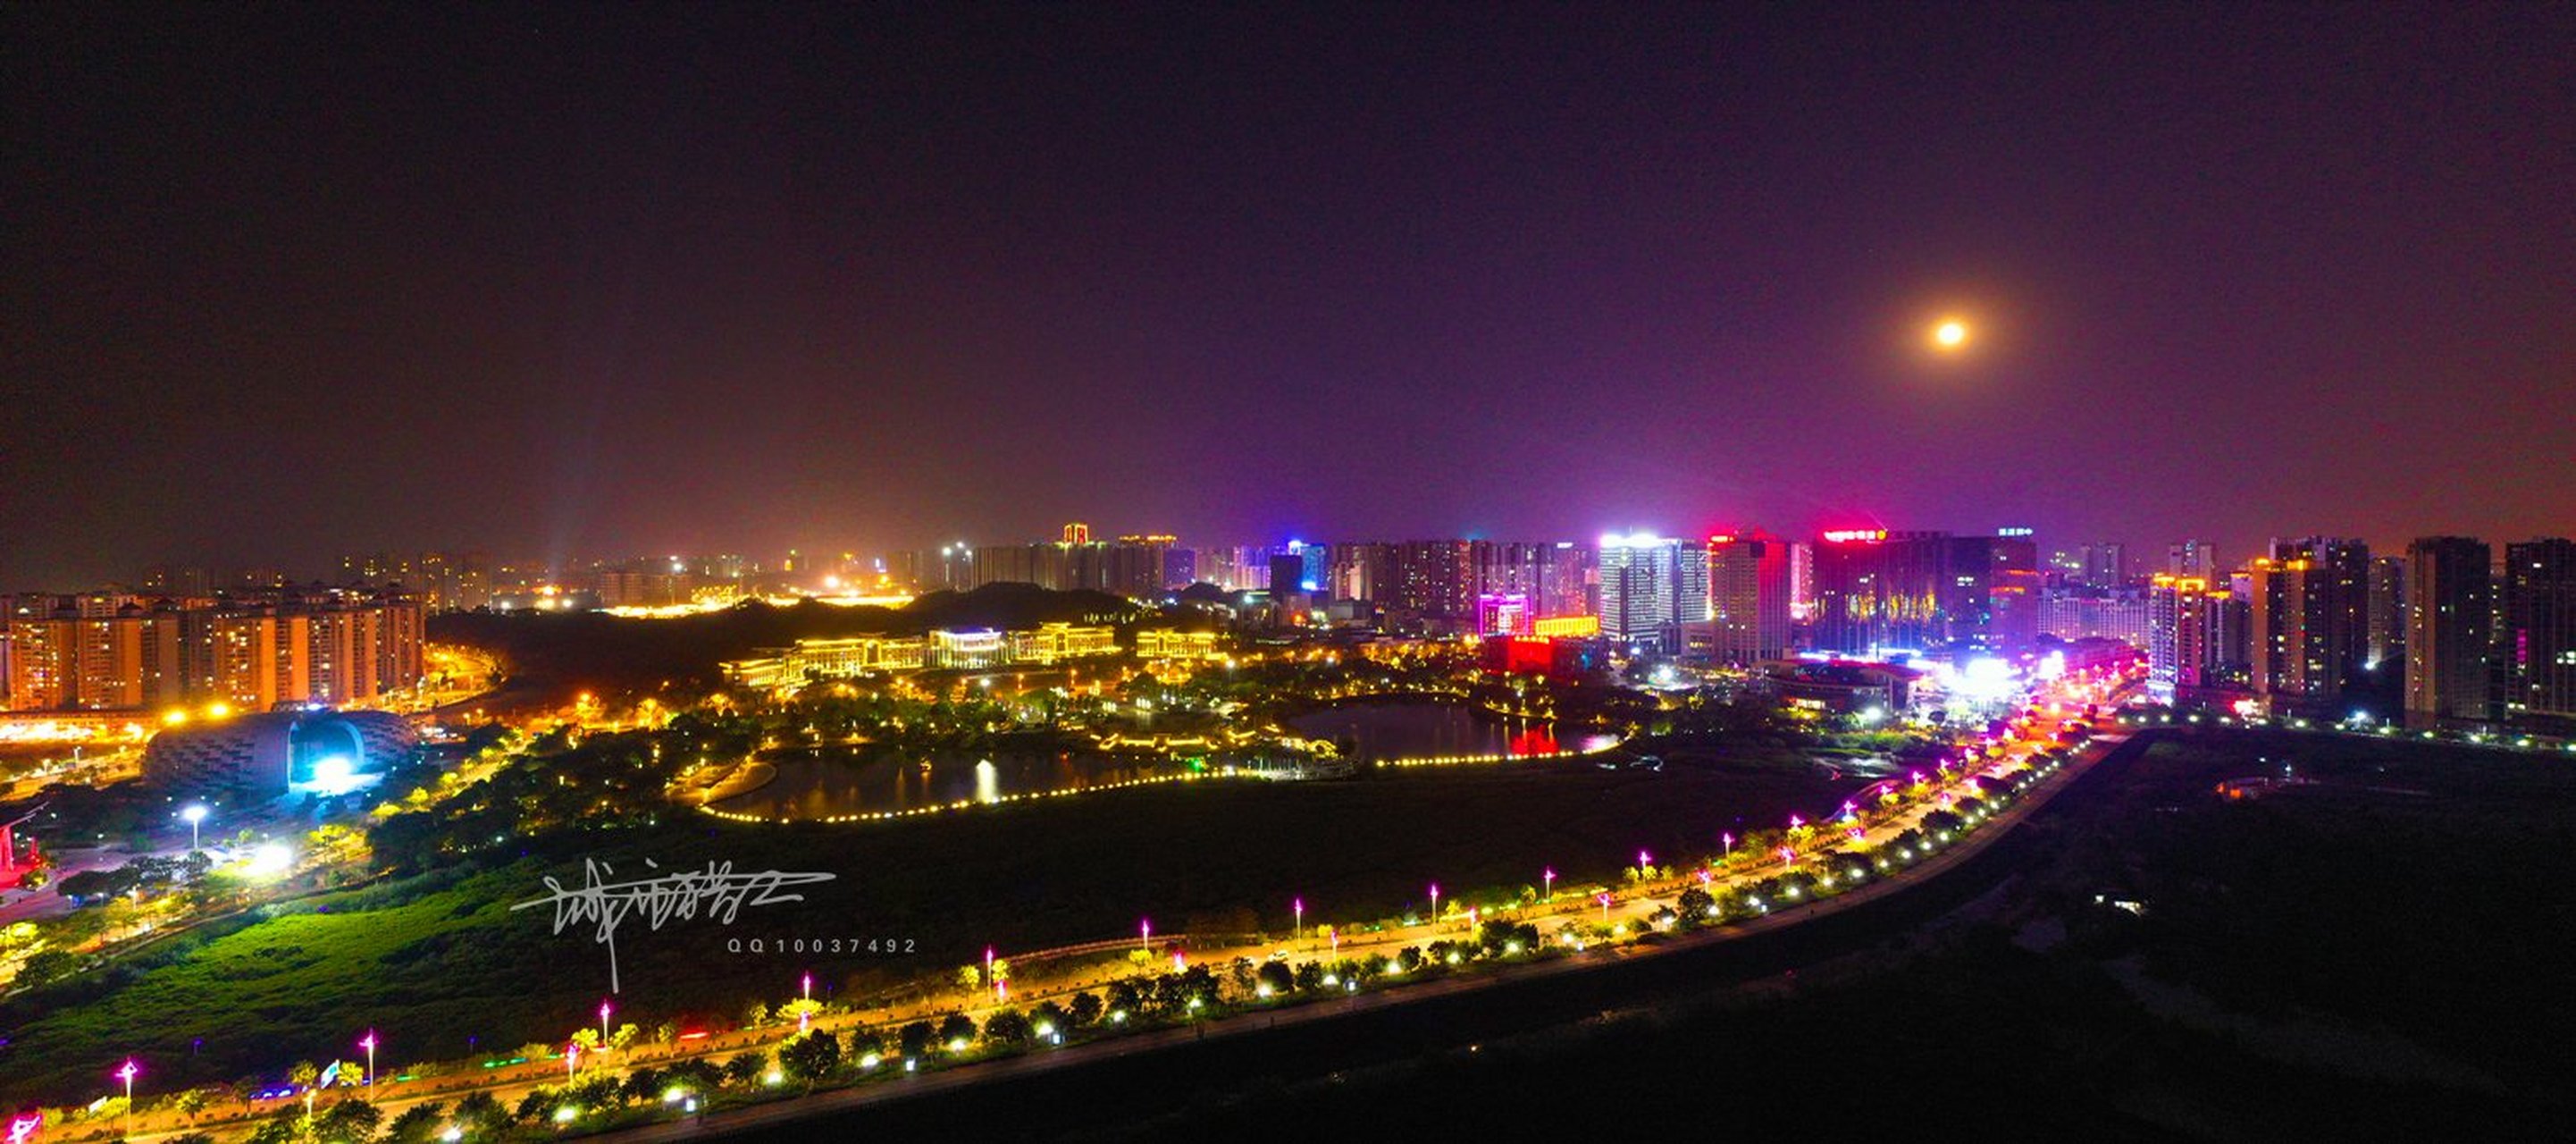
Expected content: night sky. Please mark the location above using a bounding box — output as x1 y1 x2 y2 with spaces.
7 4 2572 586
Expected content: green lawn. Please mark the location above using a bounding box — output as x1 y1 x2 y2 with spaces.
4 754 1864 1103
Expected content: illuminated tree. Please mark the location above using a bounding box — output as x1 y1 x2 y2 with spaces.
1028 1000 1068 1035
1104 979 1144 1015
897 1021 935 1058
936 1012 977 1048
452 1091 503 1131
719 1052 768 1088
981 1008 1032 1045
313 1097 382 1144
619 1066 667 1105
14 948 73 985
843 1026 885 1061
1676 886 1716 924
1256 960 1295 995
512 1089 553 1123
569 1074 622 1109
778 1030 841 1089
384 1101 447 1144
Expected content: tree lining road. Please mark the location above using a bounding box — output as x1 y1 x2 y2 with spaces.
583 723 2141 1142
109 684 2135 1142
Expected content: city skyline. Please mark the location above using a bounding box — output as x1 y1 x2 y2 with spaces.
7 5 2572 585
7 7 2574 1138
13 518 2575 596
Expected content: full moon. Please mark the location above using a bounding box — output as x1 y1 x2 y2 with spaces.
1933 319 1969 349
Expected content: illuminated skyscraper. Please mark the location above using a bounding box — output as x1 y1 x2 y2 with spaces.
2080 542 2129 588
2166 539 2220 579
1708 533 1792 663
3 589 421 712
2244 537 2370 711
1598 534 1679 652
1809 530 1950 653
2501 538 2576 725
2403 536 2492 724
1293 541 1327 593
1544 542 1595 618
2366 554 2407 671
2147 575 2213 702
1945 533 2041 651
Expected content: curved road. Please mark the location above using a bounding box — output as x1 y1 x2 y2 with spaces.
587 724 2135 1142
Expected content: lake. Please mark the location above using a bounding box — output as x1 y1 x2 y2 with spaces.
1285 699 1621 762
708 748 1175 820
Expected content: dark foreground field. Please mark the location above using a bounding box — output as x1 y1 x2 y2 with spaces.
836 728 2565 1141
2 753 1865 1102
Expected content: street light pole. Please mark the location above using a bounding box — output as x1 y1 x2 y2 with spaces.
116 1060 138 1140
360 1031 377 1089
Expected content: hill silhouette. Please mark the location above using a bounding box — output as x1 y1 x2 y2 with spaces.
429 583 1145 698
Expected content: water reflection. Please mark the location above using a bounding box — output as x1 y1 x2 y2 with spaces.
712 749 1170 820
1287 701 1619 762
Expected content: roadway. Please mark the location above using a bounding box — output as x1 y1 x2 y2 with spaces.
106 677 2135 1142
585 711 2136 1141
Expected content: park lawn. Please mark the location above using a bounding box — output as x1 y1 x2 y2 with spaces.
4 754 1865 1105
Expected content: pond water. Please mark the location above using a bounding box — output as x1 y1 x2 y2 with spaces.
1285 700 1621 761
709 749 1173 820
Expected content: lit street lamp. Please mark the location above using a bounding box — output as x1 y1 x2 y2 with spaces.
599 999 613 1046
115 1059 138 1139
1427 883 1439 928
360 1030 377 1088
1543 867 1556 901
1292 897 1304 943
181 804 208 853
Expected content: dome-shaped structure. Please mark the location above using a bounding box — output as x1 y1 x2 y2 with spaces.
143 710 418 798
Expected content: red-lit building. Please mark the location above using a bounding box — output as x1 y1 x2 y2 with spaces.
1480 635 1598 681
